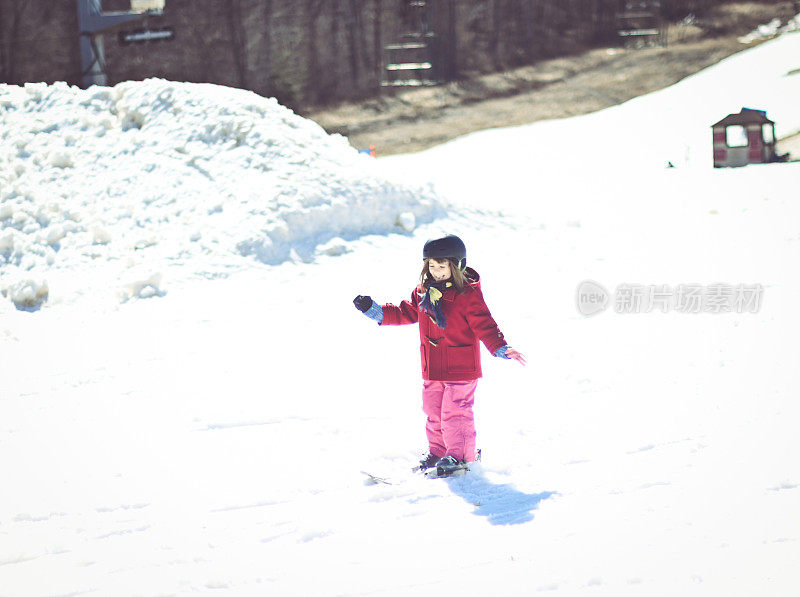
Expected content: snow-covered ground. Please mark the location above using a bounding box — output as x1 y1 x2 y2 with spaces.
1 28 799 597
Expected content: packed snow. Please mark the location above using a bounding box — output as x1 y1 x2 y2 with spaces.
1 28 799 597
0 79 440 308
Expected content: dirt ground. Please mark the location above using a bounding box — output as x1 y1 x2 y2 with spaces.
307 2 799 156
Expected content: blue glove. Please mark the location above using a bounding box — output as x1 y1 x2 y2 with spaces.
494 345 512 359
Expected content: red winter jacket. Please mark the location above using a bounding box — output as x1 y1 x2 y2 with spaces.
380 268 507 381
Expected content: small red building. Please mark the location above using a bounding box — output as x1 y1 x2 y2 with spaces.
712 108 777 168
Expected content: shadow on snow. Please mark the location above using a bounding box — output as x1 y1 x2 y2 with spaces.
444 469 556 526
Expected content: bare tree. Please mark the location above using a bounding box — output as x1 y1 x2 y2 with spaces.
345 0 362 90
443 0 457 80
372 0 382 86
490 0 501 69
0 0 28 84
225 0 247 88
0 1 7 82
262 0 273 95
329 0 343 98
305 0 325 104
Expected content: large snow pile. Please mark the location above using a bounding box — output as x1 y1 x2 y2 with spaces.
0 79 441 307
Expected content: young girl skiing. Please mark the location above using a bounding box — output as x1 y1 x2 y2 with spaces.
353 235 526 476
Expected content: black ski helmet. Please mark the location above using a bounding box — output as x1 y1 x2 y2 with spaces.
423 235 467 271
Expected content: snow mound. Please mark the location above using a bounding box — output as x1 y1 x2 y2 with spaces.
1 277 48 310
0 79 442 306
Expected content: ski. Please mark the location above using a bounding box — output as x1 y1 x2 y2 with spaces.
361 471 393 485
365 451 479 483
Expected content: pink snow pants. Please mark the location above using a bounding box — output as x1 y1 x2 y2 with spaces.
422 379 479 462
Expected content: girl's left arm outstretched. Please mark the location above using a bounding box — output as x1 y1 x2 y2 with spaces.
495 345 527 365
464 288 526 366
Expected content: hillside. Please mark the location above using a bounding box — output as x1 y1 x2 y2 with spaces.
309 1 799 155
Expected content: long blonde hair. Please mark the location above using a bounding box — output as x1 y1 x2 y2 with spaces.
419 258 467 293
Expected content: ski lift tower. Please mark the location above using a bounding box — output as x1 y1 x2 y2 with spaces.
382 0 440 88
77 0 165 88
616 1 667 48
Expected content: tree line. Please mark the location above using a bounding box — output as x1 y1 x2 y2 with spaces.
0 0 764 110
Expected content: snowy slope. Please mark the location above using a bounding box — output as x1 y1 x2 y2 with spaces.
1 29 799 597
379 30 800 209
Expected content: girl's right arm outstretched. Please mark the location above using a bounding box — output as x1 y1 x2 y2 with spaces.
353 290 420 326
